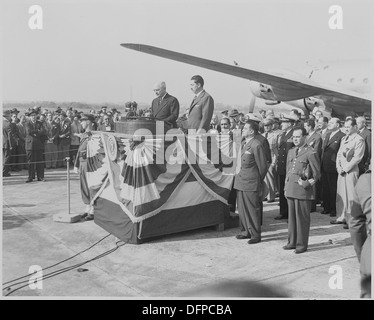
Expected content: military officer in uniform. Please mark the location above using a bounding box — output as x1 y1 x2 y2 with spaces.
275 114 296 220
283 127 321 254
74 114 95 221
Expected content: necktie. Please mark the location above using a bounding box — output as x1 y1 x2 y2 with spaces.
158 97 162 106
295 147 299 156
265 132 268 139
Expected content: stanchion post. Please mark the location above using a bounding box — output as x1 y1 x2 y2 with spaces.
53 157 82 223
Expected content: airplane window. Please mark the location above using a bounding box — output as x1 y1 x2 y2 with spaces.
350 78 355 83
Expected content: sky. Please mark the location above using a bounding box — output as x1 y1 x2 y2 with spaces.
2 0 373 108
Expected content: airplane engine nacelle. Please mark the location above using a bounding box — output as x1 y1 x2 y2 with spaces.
249 81 277 100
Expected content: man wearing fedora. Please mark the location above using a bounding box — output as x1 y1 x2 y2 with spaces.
228 109 243 130
275 114 296 220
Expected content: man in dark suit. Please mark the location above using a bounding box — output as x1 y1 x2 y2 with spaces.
3 110 15 177
25 110 46 182
304 118 323 212
320 118 345 217
349 170 371 298
356 116 371 175
283 127 321 254
234 120 268 244
151 81 180 131
58 111 71 168
187 75 214 133
275 114 296 219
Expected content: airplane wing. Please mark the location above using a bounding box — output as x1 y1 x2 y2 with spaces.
121 43 371 115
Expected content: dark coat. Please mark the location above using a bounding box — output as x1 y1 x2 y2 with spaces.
25 120 45 151
234 138 268 192
358 127 371 173
151 93 180 129
276 129 294 175
321 130 345 173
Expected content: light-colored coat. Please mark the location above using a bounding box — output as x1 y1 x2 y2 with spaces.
335 133 365 222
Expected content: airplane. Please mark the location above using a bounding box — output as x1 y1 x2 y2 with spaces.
120 43 371 118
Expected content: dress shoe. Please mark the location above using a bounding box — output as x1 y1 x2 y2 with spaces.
248 238 261 244
84 214 94 221
320 210 331 215
236 234 251 240
294 248 307 254
283 245 296 250
37 178 46 182
81 213 88 219
25 179 33 183
330 220 344 225
267 199 276 203
274 215 287 220
343 223 349 229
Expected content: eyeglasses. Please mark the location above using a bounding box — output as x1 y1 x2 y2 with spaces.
153 89 161 92
221 123 229 126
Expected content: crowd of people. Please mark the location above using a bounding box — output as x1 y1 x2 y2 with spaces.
2 103 135 181
2 74 371 297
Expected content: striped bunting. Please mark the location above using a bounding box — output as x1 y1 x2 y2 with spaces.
85 132 240 222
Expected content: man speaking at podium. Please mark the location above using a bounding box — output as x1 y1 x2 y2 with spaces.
151 81 180 131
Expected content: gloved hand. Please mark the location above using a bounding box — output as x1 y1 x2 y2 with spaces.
297 177 311 189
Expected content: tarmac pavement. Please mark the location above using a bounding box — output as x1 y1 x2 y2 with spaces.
2 168 362 299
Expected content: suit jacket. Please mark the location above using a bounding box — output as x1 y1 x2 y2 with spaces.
276 129 294 175
187 90 214 132
151 93 180 129
306 131 322 159
25 120 45 151
234 138 267 192
358 127 371 173
3 118 14 149
255 133 271 165
59 118 71 145
321 130 345 173
337 133 365 174
285 144 321 200
349 171 371 261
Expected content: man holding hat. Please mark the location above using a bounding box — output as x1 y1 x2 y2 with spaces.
74 114 96 221
275 113 297 220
